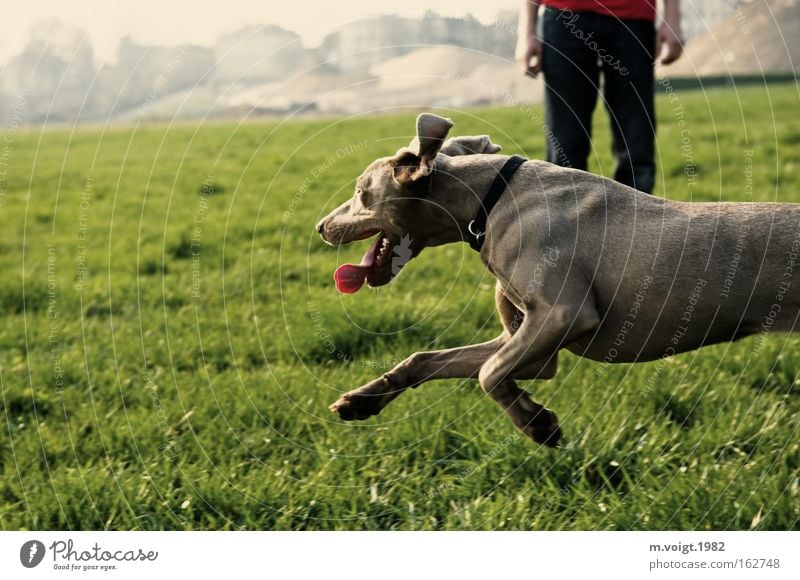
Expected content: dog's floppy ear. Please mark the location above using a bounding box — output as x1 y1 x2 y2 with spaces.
393 113 453 185
409 113 453 174
391 150 425 185
440 135 502 156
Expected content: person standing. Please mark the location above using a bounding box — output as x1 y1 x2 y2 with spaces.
516 0 683 193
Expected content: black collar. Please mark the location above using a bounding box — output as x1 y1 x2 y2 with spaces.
467 155 527 252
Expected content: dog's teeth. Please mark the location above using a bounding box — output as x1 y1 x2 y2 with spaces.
375 241 390 266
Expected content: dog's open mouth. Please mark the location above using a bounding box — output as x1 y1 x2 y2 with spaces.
334 231 394 293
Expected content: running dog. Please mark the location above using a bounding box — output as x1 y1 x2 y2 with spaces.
316 113 800 447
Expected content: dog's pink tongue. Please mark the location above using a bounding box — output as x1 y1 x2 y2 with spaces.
333 235 381 294
334 264 369 294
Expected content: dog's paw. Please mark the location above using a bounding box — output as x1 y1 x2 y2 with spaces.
518 406 562 448
329 392 384 421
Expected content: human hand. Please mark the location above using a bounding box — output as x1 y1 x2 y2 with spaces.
516 35 543 77
656 20 683 65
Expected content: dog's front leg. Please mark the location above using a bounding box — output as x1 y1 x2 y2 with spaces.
330 336 508 420
478 302 598 447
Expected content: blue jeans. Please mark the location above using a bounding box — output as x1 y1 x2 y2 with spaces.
541 7 656 193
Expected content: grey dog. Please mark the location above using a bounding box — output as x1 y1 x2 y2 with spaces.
316 113 800 447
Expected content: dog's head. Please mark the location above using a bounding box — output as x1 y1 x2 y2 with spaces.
316 113 502 293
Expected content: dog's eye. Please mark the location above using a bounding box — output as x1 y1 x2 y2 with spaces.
356 187 371 206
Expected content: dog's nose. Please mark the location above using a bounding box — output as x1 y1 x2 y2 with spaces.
315 218 325 235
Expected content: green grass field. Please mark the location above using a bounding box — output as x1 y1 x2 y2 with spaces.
1 81 799 530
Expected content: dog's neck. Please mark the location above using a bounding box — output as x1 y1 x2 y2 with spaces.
424 155 516 248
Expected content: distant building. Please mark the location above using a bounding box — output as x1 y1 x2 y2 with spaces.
318 11 514 74
213 25 312 85
0 19 98 122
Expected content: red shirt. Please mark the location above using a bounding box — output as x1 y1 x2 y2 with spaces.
542 0 656 21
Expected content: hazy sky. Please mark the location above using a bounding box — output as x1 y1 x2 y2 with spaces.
0 0 519 64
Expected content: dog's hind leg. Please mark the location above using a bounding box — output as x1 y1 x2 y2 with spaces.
478 301 599 447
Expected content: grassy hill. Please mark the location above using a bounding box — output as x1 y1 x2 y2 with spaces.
1 81 799 530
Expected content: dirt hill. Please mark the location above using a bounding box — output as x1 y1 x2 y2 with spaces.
666 0 800 76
